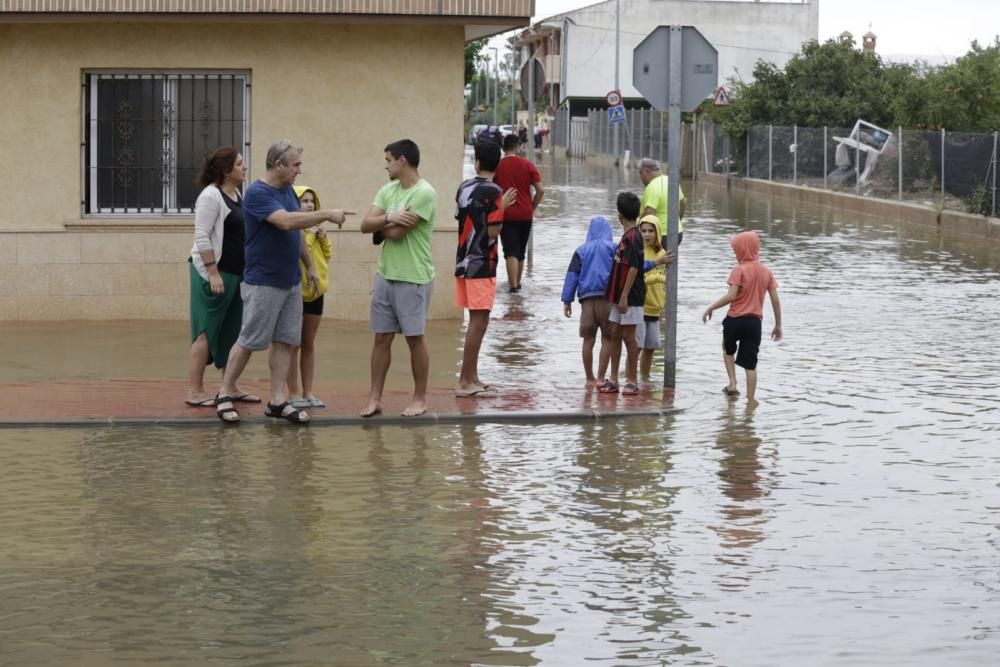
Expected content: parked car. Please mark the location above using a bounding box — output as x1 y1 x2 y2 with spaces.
498 124 514 137
468 124 488 144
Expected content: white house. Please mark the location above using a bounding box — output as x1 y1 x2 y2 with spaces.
516 0 819 114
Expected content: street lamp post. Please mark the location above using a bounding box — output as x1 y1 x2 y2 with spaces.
490 46 499 128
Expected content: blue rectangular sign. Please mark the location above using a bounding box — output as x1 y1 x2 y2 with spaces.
608 105 626 124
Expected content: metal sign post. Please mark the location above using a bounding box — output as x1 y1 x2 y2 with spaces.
663 27 684 390
633 25 718 390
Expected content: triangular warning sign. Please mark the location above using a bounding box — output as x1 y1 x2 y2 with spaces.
712 86 731 107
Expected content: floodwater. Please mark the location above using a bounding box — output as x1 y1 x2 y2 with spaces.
2 151 999 665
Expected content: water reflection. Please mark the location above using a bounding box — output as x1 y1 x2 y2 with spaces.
4 150 1000 665
710 402 773 589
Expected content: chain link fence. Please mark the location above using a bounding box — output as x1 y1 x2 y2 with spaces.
708 122 998 216
550 112 999 218
551 108 690 167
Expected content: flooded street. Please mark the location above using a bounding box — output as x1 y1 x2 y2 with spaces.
1 152 999 665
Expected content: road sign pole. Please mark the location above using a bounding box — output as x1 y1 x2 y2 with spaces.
613 0 620 164
663 25 683 390
527 56 536 263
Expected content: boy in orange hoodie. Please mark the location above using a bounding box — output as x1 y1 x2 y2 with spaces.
702 231 782 402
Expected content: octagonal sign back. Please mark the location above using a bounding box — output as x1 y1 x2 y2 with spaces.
633 25 718 111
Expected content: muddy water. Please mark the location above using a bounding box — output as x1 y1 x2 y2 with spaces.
1 152 999 665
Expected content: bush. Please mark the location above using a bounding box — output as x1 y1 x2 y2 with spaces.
964 185 995 216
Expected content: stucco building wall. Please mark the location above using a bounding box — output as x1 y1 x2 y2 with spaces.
0 21 465 320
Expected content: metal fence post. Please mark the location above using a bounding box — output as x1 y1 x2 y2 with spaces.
898 127 903 201
823 126 828 189
855 129 861 196
725 134 730 180
746 131 750 177
793 124 798 185
649 110 654 159
941 128 946 208
993 132 998 217
768 125 773 181
693 115 699 180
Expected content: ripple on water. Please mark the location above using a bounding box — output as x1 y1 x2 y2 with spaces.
3 156 1000 664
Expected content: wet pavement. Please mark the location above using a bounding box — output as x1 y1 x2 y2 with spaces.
3 150 1000 665
0 314 677 425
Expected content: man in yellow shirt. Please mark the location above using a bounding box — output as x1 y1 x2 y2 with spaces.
639 158 686 245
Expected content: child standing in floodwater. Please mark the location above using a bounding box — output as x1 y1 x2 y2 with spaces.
702 231 782 402
636 215 673 379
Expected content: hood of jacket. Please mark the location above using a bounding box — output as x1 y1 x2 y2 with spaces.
585 215 613 244
731 231 760 263
293 185 321 210
561 216 617 302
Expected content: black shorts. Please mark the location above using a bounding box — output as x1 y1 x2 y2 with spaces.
722 315 762 370
303 294 324 316
500 220 533 260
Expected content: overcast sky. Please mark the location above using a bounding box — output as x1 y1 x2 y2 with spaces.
512 0 1000 60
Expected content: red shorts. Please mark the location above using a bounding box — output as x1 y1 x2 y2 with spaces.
455 277 496 311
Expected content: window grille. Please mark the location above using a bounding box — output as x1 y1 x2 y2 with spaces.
84 72 250 215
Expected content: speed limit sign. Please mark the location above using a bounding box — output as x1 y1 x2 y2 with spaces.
605 89 622 107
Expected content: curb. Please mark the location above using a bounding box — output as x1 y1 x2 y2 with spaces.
0 408 681 429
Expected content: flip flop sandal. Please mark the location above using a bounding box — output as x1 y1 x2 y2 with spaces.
722 387 740 396
306 396 326 408
622 383 640 396
215 395 240 423
233 393 262 403
597 380 619 394
265 401 310 423
185 397 216 407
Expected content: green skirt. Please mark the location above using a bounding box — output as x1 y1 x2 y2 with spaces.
189 262 243 369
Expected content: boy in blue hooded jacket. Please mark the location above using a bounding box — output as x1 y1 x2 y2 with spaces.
561 216 617 387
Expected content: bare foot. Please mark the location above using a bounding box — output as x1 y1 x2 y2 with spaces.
401 400 427 417
360 399 382 418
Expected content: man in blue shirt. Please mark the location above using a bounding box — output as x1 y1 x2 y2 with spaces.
215 139 352 424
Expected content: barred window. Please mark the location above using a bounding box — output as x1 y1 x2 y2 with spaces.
84 72 250 214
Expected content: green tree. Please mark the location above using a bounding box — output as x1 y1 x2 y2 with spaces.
708 36 1000 138
465 39 486 85
711 37 905 140
903 38 1000 132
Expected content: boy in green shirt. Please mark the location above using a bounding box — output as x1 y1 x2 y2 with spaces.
359 139 437 418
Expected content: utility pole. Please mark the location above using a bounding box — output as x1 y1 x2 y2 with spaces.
490 46 499 128
510 49 517 126
613 0 620 164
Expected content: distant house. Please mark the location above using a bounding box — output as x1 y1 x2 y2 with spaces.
515 0 819 115
0 0 529 321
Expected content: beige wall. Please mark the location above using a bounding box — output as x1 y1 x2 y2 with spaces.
0 21 465 320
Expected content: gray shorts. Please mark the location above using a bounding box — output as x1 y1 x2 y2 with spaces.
369 274 433 337
636 318 661 349
237 283 303 351
608 304 644 327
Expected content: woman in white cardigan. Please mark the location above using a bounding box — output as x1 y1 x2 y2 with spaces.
186 147 259 407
